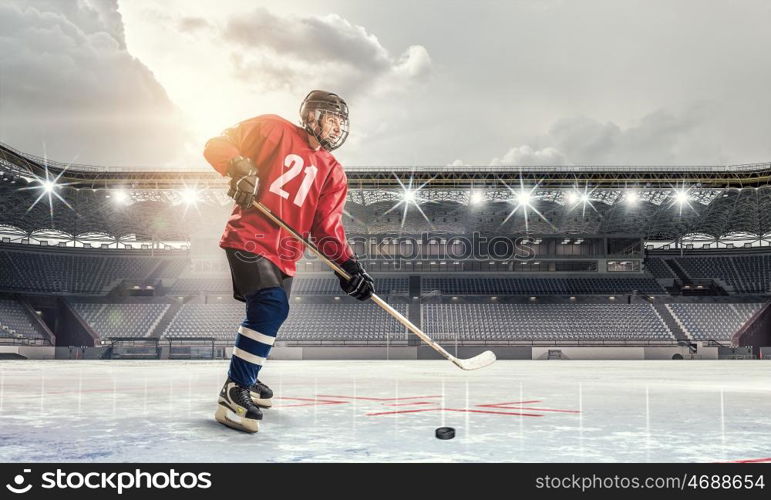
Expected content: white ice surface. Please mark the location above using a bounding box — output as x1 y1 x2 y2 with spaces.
1 360 770 463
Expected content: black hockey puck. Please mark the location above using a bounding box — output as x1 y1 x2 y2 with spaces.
435 427 455 440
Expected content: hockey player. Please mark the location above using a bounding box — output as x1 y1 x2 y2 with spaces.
203 91 375 433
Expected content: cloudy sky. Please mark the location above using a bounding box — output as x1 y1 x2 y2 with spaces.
1 0 770 168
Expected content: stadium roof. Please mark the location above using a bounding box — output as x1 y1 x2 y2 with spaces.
2 140 771 189
1 140 770 243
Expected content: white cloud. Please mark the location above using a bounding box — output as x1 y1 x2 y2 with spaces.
28 0 126 46
393 45 432 80
178 16 213 34
491 145 567 166
492 103 725 166
5 1 771 168
222 8 432 99
0 1 190 166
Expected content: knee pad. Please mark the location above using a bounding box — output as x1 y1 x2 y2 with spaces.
244 286 290 335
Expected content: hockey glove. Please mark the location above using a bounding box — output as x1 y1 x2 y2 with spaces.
336 258 375 301
227 156 260 209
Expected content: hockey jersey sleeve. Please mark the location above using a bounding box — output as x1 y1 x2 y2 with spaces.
310 166 355 265
202 118 266 176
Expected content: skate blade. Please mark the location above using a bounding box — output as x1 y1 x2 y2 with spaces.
215 405 260 433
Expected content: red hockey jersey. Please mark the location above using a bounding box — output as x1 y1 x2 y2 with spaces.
203 114 354 276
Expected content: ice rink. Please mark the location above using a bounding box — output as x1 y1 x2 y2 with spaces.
1 360 770 463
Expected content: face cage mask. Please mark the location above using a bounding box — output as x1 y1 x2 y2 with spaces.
304 109 349 152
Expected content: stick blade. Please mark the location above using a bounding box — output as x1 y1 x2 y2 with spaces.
454 350 497 371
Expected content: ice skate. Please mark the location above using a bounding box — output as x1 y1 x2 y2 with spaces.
249 379 273 408
215 378 263 433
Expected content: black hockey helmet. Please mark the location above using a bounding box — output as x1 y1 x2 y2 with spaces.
299 90 349 151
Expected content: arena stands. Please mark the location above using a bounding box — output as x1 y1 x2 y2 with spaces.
0 299 48 342
162 302 409 342
72 303 169 339
644 257 677 279
168 276 410 296
2 140 771 354
152 258 191 279
422 276 665 295
423 303 674 342
162 303 243 340
292 276 409 295
672 255 771 294
1 242 766 347
0 246 188 294
667 303 764 341
280 303 409 341
169 277 232 294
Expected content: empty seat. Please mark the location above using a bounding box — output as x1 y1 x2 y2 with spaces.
423 303 674 342
422 276 665 295
162 302 408 342
667 303 764 341
72 303 169 339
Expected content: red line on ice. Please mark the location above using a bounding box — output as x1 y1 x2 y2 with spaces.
476 401 580 413
444 408 544 417
366 407 443 415
476 401 542 407
272 397 348 408
503 407 580 414
482 405 580 414
383 402 435 407
317 394 442 401
366 407 544 417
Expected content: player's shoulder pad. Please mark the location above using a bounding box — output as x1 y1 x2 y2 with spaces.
328 159 348 183
250 114 304 142
253 114 294 128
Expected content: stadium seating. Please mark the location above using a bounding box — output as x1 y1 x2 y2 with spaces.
423 303 674 342
0 249 188 294
169 276 410 296
667 303 765 341
673 255 771 294
730 256 771 294
169 277 232 294
162 302 409 342
152 258 191 279
281 303 409 341
644 258 676 279
0 252 17 287
72 303 169 339
68 298 765 345
162 304 243 340
0 299 48 341
422 276 665 295
292 277 409 295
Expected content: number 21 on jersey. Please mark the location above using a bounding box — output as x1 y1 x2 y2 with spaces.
269 154 318 207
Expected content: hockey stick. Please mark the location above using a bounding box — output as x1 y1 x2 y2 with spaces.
251 200 496 371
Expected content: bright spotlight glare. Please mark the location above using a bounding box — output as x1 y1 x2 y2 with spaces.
675 190 690 204
403 190 416 203
42 180 55 193
580 193 590 203
566 191 579 204
182 188 199 204
470 191 484 205
114 190 129 204
517 191 532 205
626 191 639 204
